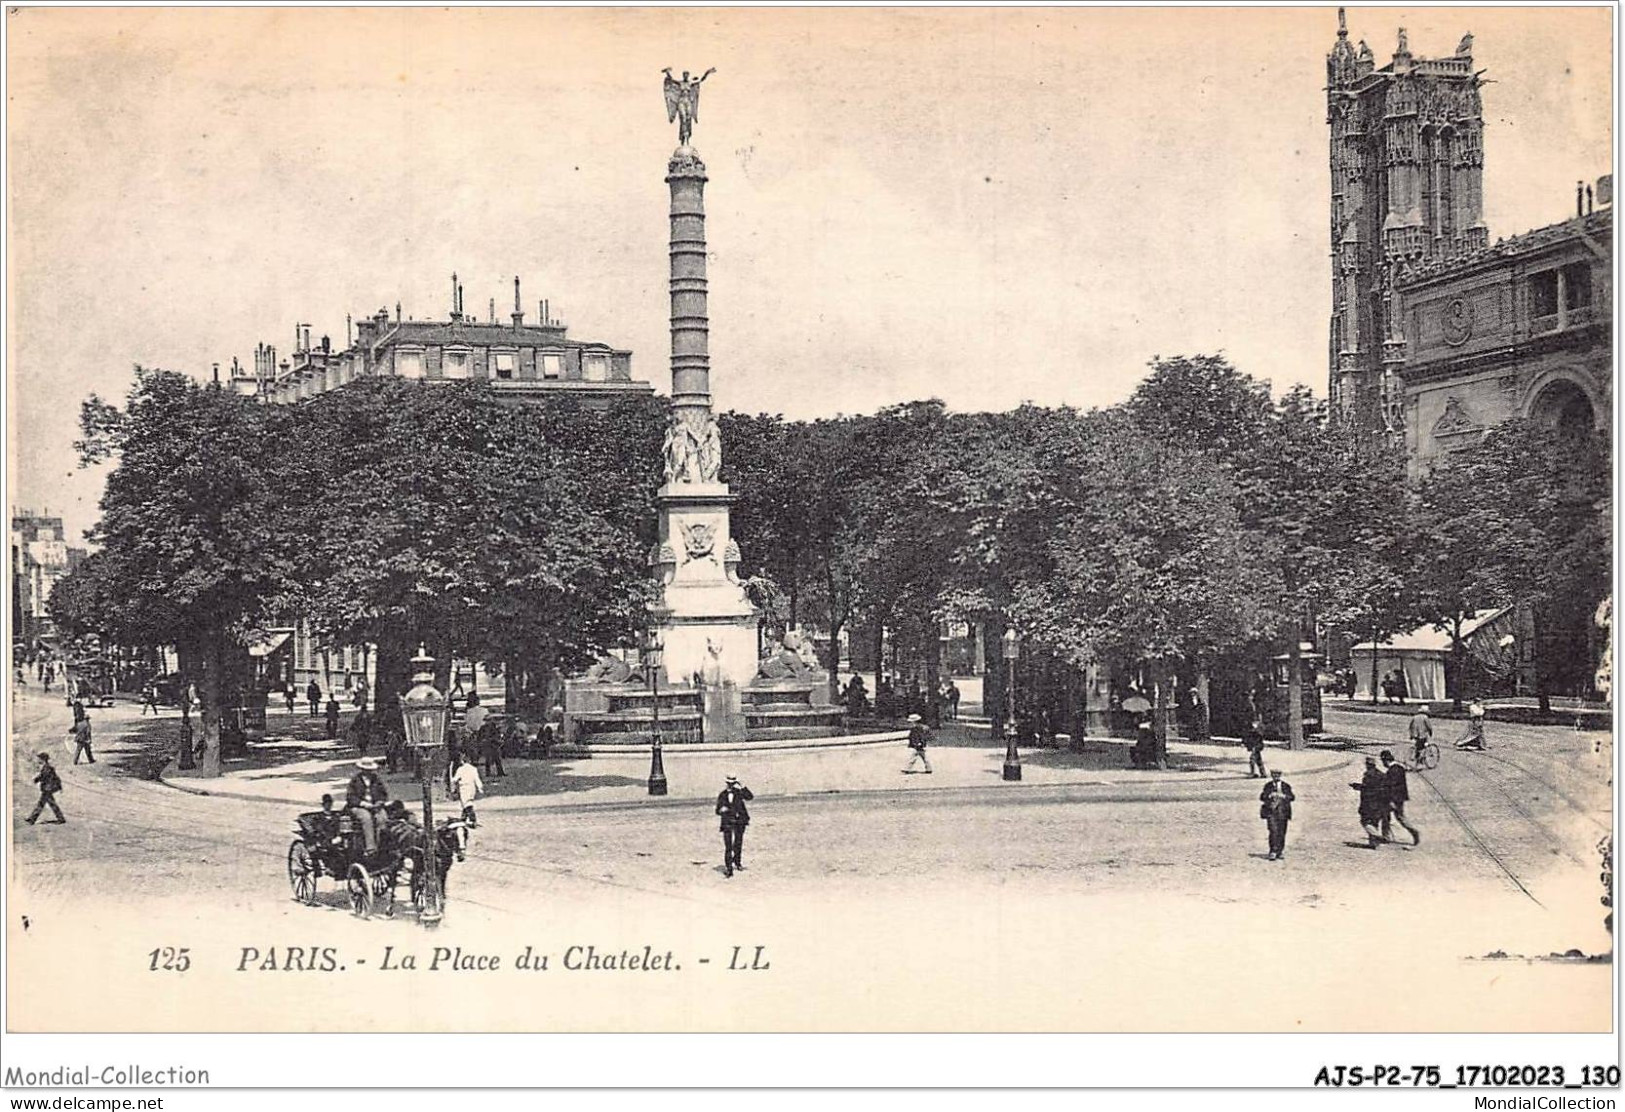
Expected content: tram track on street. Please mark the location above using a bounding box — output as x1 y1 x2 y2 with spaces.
1411 767 1544 907
1434 754 1593 870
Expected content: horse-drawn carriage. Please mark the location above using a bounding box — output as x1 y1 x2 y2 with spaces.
286 805 466 919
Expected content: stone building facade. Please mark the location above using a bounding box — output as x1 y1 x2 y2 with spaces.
1326 12 1611 458
250 277 651 408
11 512 86 654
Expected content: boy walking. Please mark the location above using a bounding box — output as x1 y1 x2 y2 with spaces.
450 753 484 829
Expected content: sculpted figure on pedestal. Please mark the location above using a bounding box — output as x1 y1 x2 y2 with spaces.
584 656 633 685
662 410 724 485
663 67 716 147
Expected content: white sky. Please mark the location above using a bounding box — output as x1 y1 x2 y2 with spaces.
6 6 1613 547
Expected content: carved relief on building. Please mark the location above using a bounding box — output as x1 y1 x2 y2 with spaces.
1441 297 1474 345
680 522 717 560
1430 395 1484 439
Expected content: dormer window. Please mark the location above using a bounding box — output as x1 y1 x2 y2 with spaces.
492 350 516 380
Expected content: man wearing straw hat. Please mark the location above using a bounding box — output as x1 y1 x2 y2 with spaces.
715 775 753 878
345 757 389 857
902 713 934 774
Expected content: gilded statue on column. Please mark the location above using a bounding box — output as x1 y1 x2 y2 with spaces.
662 67 715 146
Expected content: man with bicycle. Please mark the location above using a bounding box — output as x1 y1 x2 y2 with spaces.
1408 706 1434 766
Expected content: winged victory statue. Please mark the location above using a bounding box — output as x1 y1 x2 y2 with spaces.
663 67 716 146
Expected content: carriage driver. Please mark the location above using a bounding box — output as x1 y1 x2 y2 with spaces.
345 757 390 857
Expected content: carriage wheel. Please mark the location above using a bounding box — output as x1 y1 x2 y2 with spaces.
346 863 375 919
287 841 317 905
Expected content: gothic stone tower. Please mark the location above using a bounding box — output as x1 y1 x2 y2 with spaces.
1327 10 1487 437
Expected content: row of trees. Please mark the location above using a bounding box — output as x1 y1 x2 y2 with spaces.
51 355 1609 772
718 356 1610 757
53 369 665 772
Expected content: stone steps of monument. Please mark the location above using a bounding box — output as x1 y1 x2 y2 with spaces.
574 710 703 729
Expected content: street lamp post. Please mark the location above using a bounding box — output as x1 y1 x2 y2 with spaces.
400 645 447 928
645 631 668 796
1002 628 1022 782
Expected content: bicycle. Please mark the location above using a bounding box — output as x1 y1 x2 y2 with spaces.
1411 742 1440 771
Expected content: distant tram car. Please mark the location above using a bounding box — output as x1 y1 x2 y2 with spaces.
1208 647 1323 742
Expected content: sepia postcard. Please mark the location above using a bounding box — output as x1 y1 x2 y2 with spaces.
3 4 1616 1072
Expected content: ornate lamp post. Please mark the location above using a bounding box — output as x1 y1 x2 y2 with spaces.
400 646 447 928
1002 628 1022 782
644 629 668 796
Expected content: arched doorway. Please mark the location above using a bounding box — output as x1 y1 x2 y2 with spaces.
1528 377 1597 440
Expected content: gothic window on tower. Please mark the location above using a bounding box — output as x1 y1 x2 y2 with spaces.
1436 129 1454 241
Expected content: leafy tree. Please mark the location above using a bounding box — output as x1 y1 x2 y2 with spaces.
74 368 298 772
1414 419 1611 710
1129 357 1402 747
1012 411 1265 764
285 381 663 711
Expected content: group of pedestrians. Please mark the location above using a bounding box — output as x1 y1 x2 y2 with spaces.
1350 751 1421 849
25 699 95 826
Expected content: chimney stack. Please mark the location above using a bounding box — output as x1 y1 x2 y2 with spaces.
1577 181 1585 218
512 276 524 328
489 297 496 324
212 362 220 386
346 314 353 348
1586 184 1594 215
450 273 461 321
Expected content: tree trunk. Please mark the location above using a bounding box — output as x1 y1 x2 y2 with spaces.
825 616 845 703
985 618 1006 735
1449 617 1466 713
371 633 415 725
924 613 942 728
1532 603 1553 715
1370 623 1381 705
1150 660 1171 769
1286 632 1305 751
197 630 226 777
175 643 197 771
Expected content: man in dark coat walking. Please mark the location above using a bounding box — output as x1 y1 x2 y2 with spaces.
1351 755 1388 848
715 775 753 877
1380 749 1421 845
1259 768 1293 860
26 752 65 824
1243 718 1267 778
306 679 322 717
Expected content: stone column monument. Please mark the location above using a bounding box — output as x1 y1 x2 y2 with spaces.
652 67 756 740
